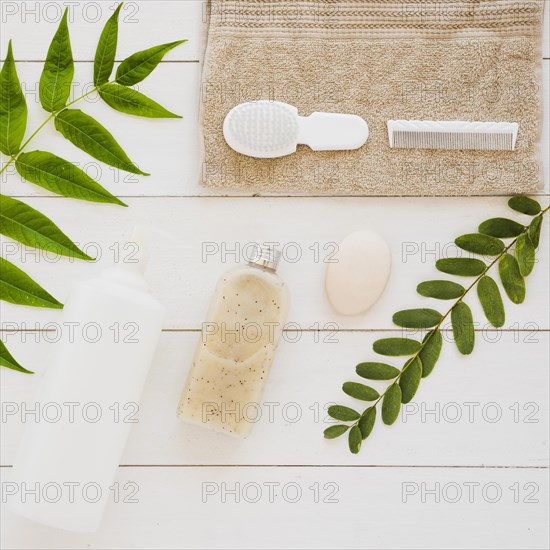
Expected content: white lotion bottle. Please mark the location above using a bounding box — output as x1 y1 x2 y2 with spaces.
9 240 165 532
177 245 290 437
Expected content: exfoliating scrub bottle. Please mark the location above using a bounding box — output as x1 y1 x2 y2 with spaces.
177 245 289 437
9 242 165 533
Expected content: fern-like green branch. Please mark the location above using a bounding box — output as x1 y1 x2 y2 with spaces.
325 197 548 453
0 3 186 373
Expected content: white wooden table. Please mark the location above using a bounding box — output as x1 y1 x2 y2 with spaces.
1 2 549 548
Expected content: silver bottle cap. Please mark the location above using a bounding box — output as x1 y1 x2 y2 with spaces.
249 244 281 272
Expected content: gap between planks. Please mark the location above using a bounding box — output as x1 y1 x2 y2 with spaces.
1 329 549 333
0 464 548 469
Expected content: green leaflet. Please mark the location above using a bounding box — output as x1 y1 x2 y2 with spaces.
417 280 465 300
54 109 148 175
356 362 400 380
0 256 62 309
436 258 486 276
373 338 421 356
381 384 401 425
99 83 181 118
477 276 505 328
419 330 442 378
455 233 505 256
498 253 525 304
392 308 442 329
479 218 524 238
16 151 126 206
348 425 362 454
342 382 380 401
0 338 33 374
515 233 535 277
327 405 360 422
116 40 187 86
0 195 92 260
358 407 376 439
0 41 27 155
508 196 541 216
528 216 543 249
451 302 475 355
323 425 349 439
399 357 422 404
39 9 74 112
94 4 122 86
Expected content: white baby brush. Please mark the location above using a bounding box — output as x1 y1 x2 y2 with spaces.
223 100 369 159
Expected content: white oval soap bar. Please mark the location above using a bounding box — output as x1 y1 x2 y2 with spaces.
326 230 392 316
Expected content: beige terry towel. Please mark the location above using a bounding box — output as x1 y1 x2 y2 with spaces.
199 1 545 195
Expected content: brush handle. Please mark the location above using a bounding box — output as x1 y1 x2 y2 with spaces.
298 113 369 151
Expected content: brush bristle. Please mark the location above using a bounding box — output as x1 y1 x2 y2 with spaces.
225 101 299 157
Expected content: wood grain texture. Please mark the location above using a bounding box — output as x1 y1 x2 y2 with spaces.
0 1 203 61
0 2 549 549
1 331 548 467
0 197 548 329
1 466 548 549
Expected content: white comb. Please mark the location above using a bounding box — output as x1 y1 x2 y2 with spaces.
387 120 519 151
223 100 369 159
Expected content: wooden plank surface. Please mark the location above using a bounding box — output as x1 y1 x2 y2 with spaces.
1 331 548 467
0 197 548 330
0 1 549 549
2 466 548 549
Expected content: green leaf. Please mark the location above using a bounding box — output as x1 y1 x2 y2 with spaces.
0 338 33 374
455 233 505 256
327 405 360 422
528 216 543 249
477 276 505 328
451 302 475 355
436 258 486 277
419 330 442 378
94 4 122 86
358 407 376 439
479 218 524 238
99 83 181 118
0 195 92 260
508 196 541 216
55 109 148 175
348 425 362 454
381 384 401 425
39 9 74 112
356 362 400 380
323 425 349 439
498 253 525 304
0 40 27 155
515 233 535 277
373 338 421 356
342 382 380 401
16 151 126 206
399 357 422 403
0 257 62 309
392 308 442 329
116 40 187 86
417 280 465 300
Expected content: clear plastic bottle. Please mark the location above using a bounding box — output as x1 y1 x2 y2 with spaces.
177 245 290 437
8 240 165 532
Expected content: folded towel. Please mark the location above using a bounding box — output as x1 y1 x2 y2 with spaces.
199 0 545 195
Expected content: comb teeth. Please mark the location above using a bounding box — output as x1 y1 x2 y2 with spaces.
388 121 519 151
225 101 299 156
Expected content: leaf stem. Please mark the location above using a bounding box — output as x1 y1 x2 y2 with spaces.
0 85 102 177
348 205 549 429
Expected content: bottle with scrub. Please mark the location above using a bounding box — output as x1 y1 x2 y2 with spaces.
177 244 290 437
